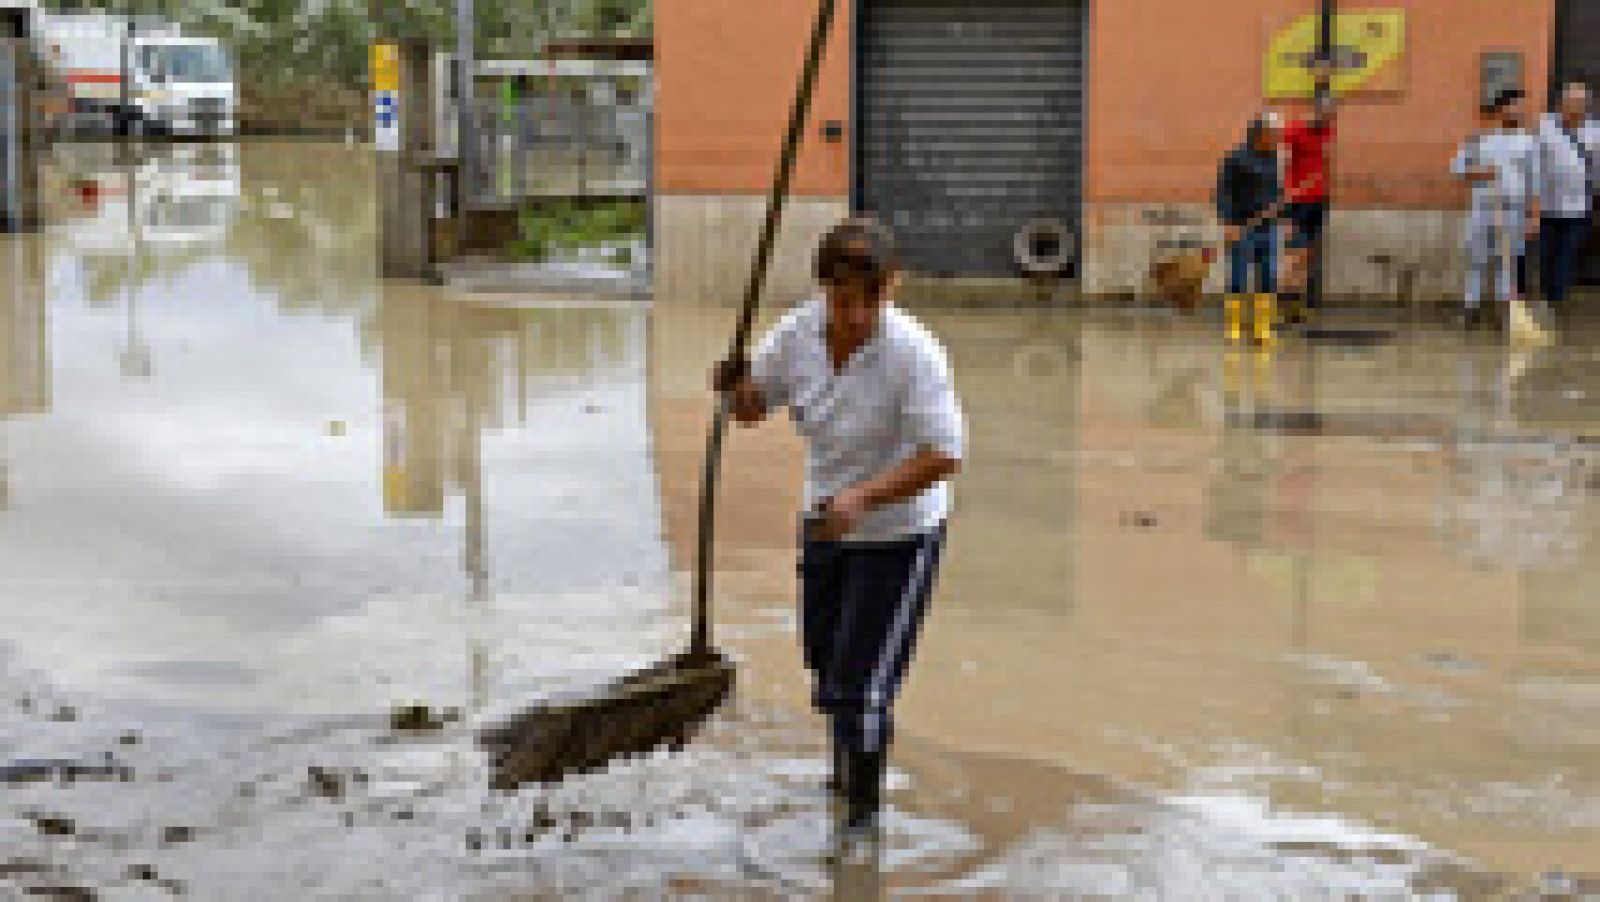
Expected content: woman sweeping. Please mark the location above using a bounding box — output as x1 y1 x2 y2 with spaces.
713 218 966 840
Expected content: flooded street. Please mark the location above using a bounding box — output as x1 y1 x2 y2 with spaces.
0 142 1595 897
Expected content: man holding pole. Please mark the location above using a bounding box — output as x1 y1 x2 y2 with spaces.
715 220 965 842
1452 89 1541 331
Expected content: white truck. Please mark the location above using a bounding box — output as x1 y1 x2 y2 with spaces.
38 12 236 138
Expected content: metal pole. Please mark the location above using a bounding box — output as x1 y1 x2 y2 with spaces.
2 42 18 231
456 0 475 207
1317 0 1334 73
1311 0 1335 310
119 1 131 141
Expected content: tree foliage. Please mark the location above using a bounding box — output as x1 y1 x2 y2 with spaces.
41 0 650 94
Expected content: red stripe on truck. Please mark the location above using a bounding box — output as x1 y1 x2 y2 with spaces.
66 72 121 85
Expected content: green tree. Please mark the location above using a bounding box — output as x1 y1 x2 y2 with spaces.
42 0 650 129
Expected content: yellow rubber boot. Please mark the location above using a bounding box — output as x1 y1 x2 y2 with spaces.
1224 295 1244 343
1252 346 1274 399
1253 293 1277 347
1223 348 1243 403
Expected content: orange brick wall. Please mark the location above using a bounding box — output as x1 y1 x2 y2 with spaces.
655 0 853 196
1085 0 1555 209
657 1 1555 209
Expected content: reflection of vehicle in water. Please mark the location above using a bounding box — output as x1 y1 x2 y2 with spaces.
38 13 236 137
137 143 238 244
59 143 239 253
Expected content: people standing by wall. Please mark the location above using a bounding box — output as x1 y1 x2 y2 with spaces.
1216 113 1284 346
1452 89 1541 331
1533 82 1599 315
1280 94 1337 324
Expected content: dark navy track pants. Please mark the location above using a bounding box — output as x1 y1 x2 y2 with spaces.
799 522 946 757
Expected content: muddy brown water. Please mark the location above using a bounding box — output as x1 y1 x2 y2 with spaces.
0 142 1594 897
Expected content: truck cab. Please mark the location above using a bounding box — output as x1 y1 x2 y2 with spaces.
129 36 236 137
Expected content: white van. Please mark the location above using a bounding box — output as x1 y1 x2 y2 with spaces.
129 36 236 137
40 13 236 137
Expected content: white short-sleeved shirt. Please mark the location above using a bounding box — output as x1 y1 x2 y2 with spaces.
1452 129 1540 213
1535 113 1600 217
750 297 965 543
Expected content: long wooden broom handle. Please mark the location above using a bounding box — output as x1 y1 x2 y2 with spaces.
1230 174 1323 238
692 0 841 656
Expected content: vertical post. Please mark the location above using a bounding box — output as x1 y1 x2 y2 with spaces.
119 7 130 141
644 67 654 278
456 0 475 209
1316 0 1334 75
376 40 432 279
0 41 16 231
1311 0 1335 310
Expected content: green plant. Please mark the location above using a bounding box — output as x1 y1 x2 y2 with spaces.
514 200 644 262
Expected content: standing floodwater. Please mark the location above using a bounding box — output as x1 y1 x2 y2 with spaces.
0 142 1592 897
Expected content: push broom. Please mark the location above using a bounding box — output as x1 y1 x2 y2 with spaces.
480 0 842 790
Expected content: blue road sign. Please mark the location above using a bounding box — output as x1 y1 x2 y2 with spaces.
374 89 401 152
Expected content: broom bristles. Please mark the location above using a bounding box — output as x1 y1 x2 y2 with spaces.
480 650 735 791
1508 296 1552 349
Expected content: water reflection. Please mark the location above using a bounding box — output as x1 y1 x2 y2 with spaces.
653 298 1598 887
370 282 651 719
0 141 1593 895
0 230 46 509
1440 353 1590 571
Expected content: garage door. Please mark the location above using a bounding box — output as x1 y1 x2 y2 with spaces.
1554 0 1600 285
855 0 1087 278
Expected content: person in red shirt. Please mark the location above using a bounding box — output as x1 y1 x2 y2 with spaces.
1280 94 1337 322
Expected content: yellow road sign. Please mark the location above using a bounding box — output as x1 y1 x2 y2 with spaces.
1265 10 1406 100
371 43 401 94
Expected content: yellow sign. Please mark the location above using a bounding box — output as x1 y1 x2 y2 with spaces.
1265 10 1406 100
371 43 401 94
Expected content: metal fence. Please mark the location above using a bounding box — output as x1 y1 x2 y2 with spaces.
448 59 651 207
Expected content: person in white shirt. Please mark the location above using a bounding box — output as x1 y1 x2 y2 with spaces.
1534 82 1599 310
1452 89 1541 329
713 218 965 840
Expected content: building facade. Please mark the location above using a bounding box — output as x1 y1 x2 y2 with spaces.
657 0 1592 305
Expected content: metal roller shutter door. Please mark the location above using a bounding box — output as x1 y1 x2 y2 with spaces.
1554 0 1600 285
855 0 1087 278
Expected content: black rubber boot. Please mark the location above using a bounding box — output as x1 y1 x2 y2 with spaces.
841 750 885 838
827 741 847 798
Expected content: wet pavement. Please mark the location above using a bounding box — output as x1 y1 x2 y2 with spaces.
0 142 1595 897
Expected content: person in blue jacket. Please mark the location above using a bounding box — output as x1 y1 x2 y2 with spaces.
1216 112 1284 345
